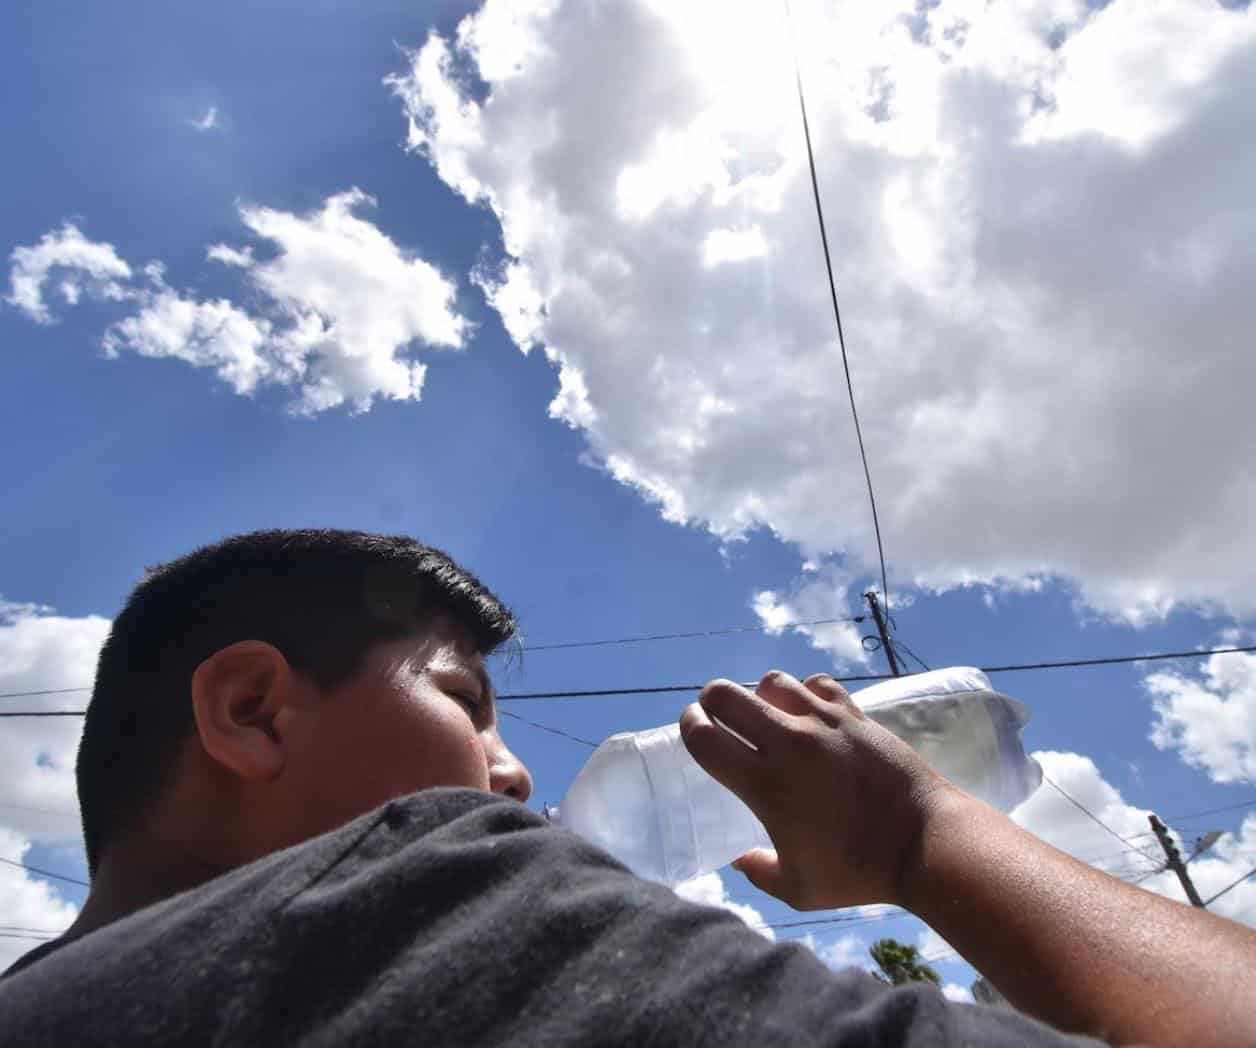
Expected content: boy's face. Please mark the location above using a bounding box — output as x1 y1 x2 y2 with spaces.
272 613 533 844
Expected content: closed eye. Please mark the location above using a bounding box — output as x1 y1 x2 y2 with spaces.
452 691 483 716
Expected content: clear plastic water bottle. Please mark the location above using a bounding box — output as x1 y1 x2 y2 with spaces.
547 667 1042 885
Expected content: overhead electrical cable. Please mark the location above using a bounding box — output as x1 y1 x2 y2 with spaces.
498 709 598 749
1041 776 1159 865
0 854 88 887
1204 864 1256 906
520 615 864 653
3 644 1254 710
755 908 907 931
783 0 892 607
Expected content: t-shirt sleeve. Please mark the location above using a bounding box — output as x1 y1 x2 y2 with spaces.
0 789 1100 1046
263 789 1098 1047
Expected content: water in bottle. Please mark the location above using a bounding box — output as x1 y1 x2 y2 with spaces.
546 667 1042 885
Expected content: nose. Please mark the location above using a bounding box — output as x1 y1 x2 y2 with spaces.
488 738 533 803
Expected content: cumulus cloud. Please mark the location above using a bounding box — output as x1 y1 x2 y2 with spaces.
103 287 276 396
0 829 79 972
673 871 775 940
805 930 871 971
0 598 99 969
1146 647 1256 785
942 982 974 1003
1011 750 1160 873
0 600 107 845
7 191 469 414
1012 750 1256 926
391 0 1256 622
898 750 1256 979
5 224 132 324
750 562 869 668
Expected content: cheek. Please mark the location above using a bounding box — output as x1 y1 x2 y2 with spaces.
381 705 491 793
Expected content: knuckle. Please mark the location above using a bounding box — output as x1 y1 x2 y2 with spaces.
759 669 789 690
679 707 722 751
700 677 743 708
804 672 849 699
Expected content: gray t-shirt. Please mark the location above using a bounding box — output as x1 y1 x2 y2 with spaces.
1 789 1094 1045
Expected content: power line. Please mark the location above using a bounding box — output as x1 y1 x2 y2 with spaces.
784 0 891 607
0 613 865 704
891 638 931 674
1158 797 1256 826
520 615 864 653
498 709 597 749
1041 776 1159 865
0 687 88 700
0 854 89 887
1204 864 1256 906
494 643 1256 700
756 908 907 931
3 644 1254 710
0 931 57 942
1072 798 1256 865
0 799 78 817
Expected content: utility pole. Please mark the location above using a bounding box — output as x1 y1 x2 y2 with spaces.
1149 814 1206 908
864 590 901 677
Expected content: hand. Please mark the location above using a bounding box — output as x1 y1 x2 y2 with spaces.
679 670 955 911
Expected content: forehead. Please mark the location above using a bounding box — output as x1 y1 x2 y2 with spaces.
385 612 489 676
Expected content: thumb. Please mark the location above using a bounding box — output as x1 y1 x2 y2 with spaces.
732 848 788 898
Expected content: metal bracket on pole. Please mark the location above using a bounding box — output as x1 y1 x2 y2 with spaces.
1149 814 1206 908
864 591 901 677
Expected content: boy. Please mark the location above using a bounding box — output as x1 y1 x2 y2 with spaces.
3 529 1253 1045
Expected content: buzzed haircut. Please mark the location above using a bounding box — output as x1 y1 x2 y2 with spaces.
76 528 516 875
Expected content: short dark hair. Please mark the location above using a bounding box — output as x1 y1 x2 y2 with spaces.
77 529 516 875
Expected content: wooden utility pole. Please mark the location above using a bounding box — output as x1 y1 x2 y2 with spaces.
1149 814 1206 908
864 591 901 677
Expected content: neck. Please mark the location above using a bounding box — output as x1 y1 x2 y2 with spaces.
67 837 226 941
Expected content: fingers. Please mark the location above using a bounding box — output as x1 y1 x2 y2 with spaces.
802 673 865 720
697 677 792 746
732 848 783 894
754 669 864 724
754 670 823 717
733 848 807 909
680 699 759 796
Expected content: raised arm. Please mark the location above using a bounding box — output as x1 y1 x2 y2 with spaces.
679 671 1256 1047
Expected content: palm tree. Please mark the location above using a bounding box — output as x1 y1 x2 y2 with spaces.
869 938 941 987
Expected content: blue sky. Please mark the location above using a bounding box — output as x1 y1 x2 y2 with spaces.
4 0 1256 993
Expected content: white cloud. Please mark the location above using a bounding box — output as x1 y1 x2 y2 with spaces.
1146 647 1256 785
810 931 868 970
0 600 107 846
10 190 470 415
5 224 132 324
942 982 973 1003
750 563 869 668
674 871 775 940
702 226 768 267
231 188 466 413
0 829 79 973
190 105 221 132
103 288 277 396
207 243 253 268
391 0 1256 621
895 750 1256 982
916 923 959 966
1012 750 1256 928
1011 750 1159 870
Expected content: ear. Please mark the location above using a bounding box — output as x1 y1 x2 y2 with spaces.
190 641 297 783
